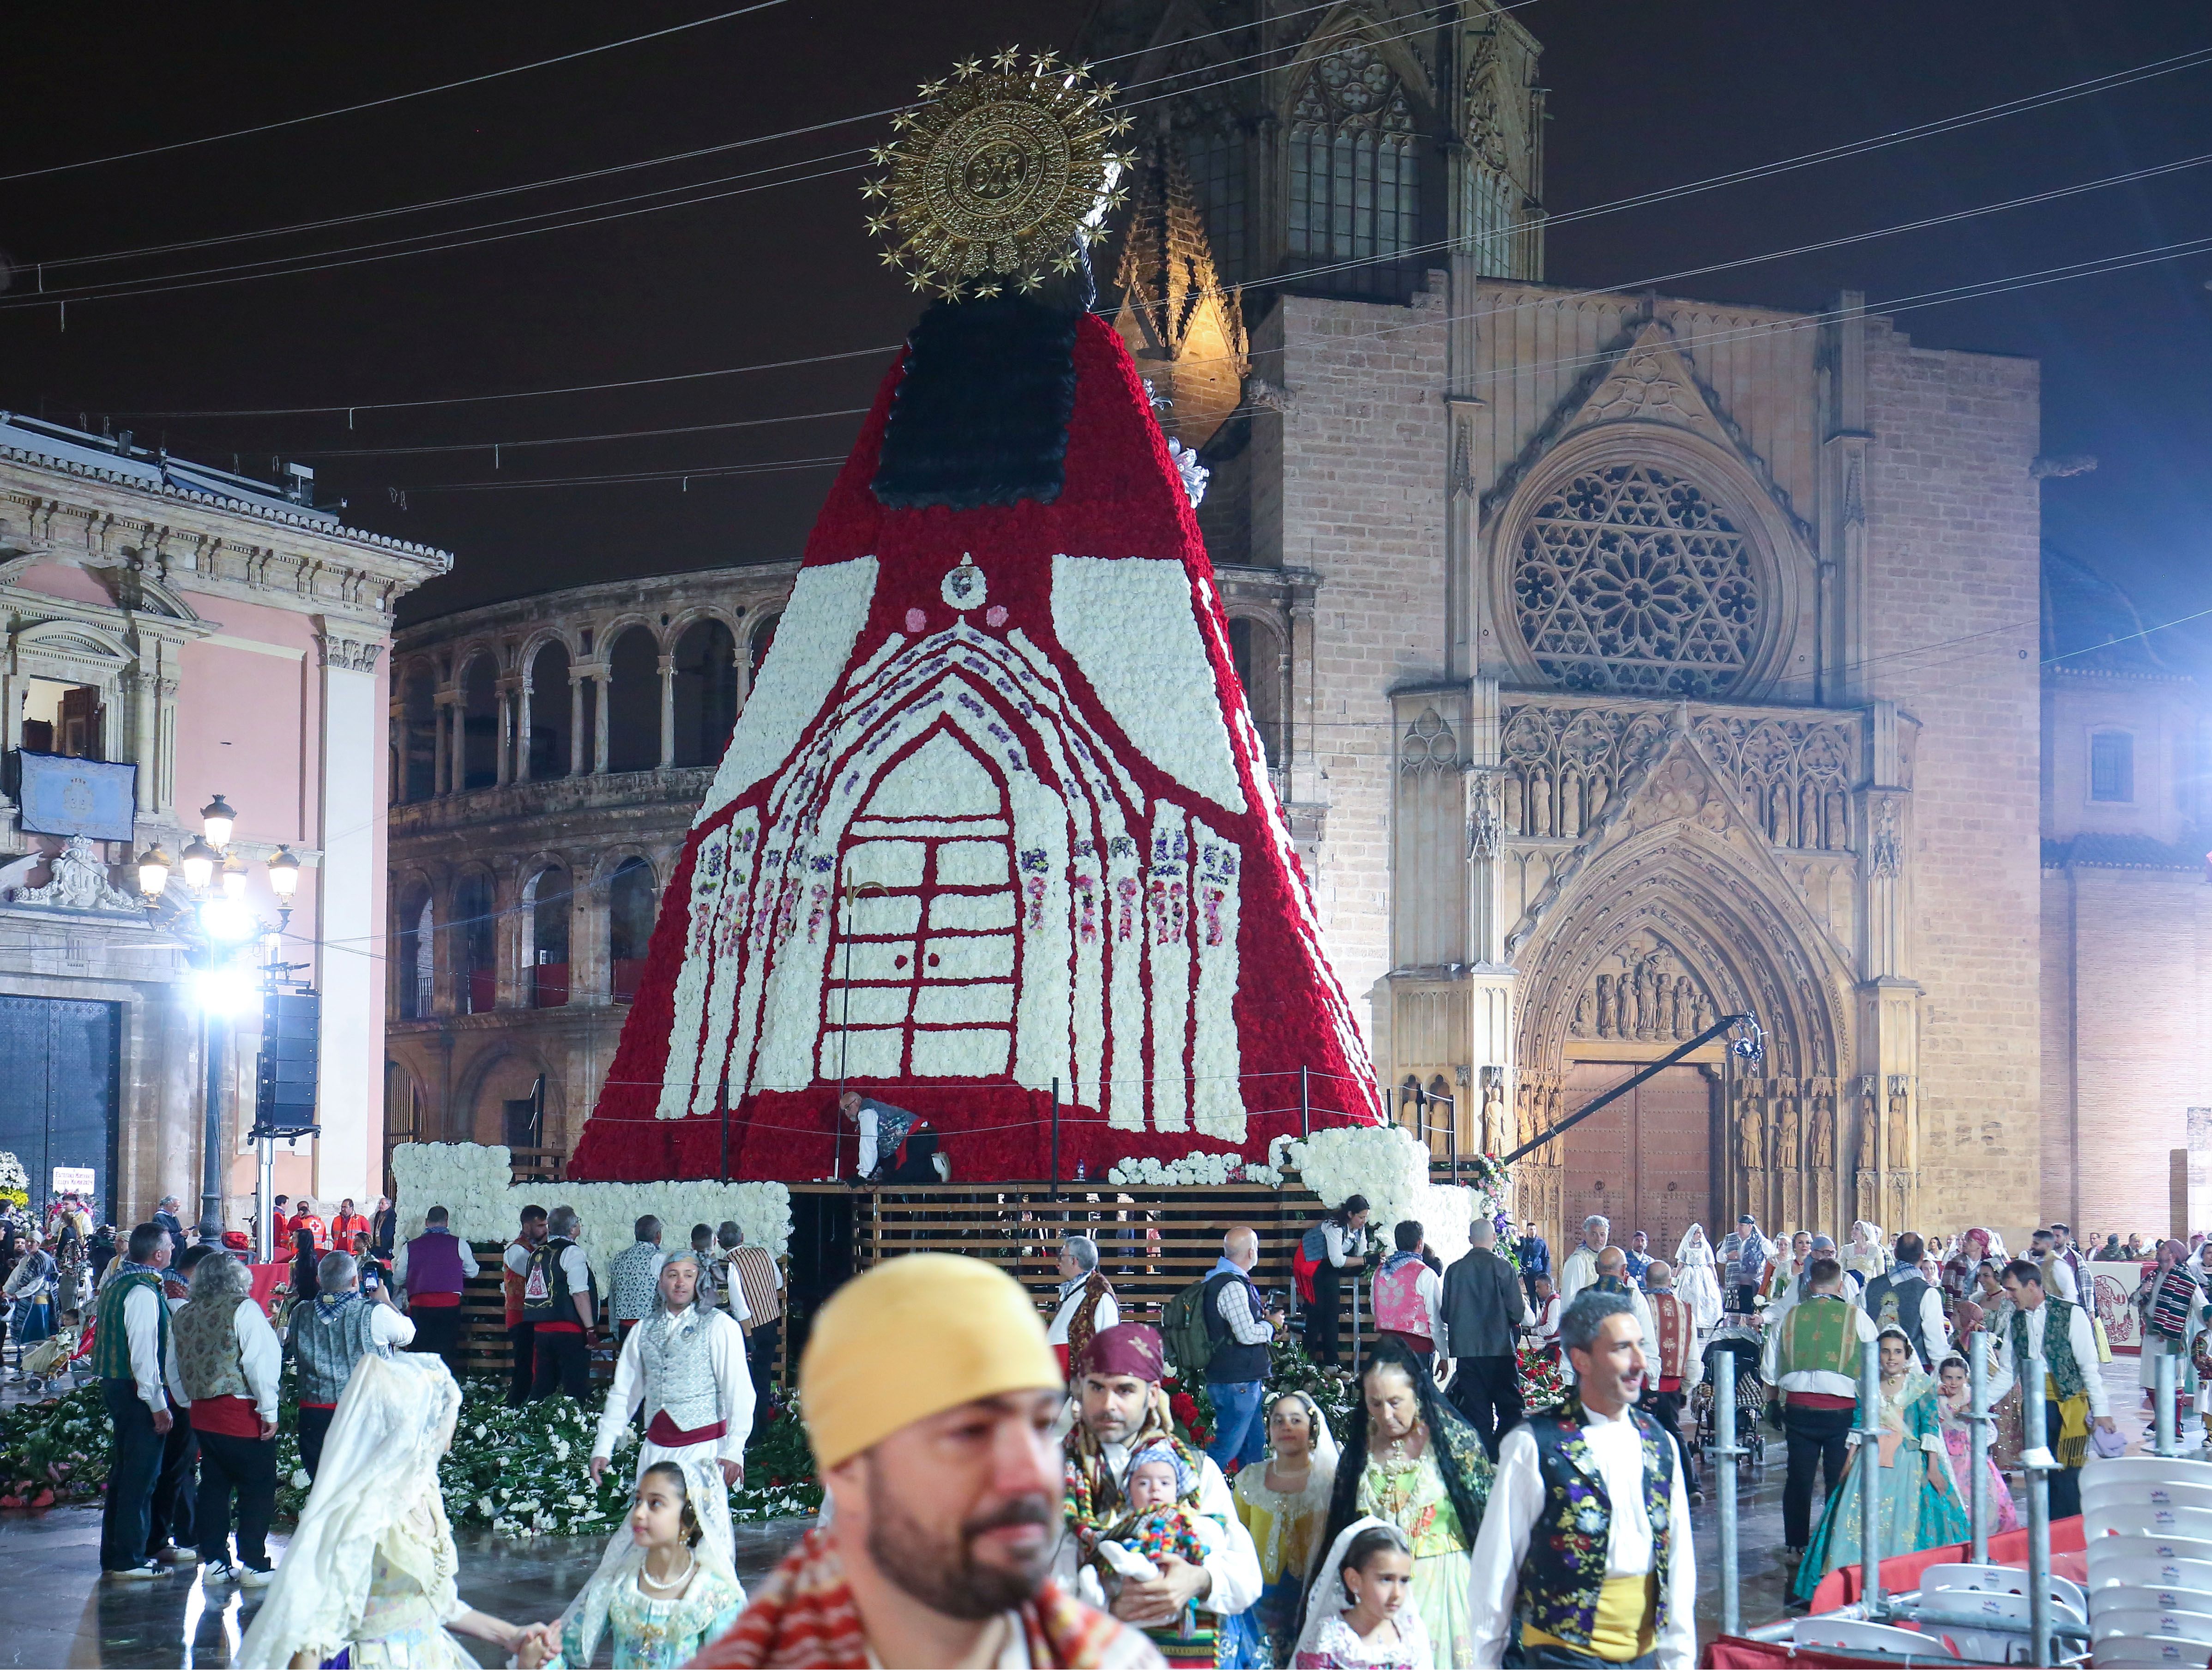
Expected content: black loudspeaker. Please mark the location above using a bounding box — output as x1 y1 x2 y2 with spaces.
254 989 320 1139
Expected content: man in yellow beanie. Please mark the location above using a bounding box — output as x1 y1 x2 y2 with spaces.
695 1254 1162 1669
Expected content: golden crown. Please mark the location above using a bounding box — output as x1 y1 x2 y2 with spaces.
863 48 1135 300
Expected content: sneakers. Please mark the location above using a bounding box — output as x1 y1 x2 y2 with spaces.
106 1561 167 1581
237 1560 275 1588
150 1544 199 1565
201 1559 238 1584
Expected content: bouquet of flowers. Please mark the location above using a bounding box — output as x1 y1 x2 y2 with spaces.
0 1150 29 1213
1516 1342 1567 1411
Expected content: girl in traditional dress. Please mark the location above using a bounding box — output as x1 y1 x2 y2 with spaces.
235 1352 545 1669
1935 1354 2019 1534
521 1460 747 1670
1307 1341 1490 1668
1672 1225 1722 1335
1233 1391 1338 1664
1290 1520 1431 1670
1791 1327 1971 1603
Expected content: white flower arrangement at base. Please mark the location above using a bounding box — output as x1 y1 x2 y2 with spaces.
1105 1150 1284 1188
1277 1127 1480 1267
388 1142 791 1273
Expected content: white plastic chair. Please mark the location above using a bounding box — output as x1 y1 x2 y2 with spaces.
2093 1636 2212 1669
1793 1616 1962 1659
2086 1474 2212 1518
2091 1595 2212 1645
1920 1559 2091 1619
1911 1586 2080 1665
2085 1537 2212 1597
2091 1501 2212 1543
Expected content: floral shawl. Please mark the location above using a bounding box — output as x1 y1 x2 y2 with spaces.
691 1524 1149 1669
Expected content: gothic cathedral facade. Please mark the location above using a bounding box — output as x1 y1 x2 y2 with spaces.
1085 0 2047 1244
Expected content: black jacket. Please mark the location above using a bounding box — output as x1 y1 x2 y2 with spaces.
1441 1245 1529 1360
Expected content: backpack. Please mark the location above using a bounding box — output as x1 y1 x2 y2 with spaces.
1161 1278 1216 1381
1292 1226 1326 1305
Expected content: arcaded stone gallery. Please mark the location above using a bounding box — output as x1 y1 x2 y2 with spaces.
385 0 2206 1242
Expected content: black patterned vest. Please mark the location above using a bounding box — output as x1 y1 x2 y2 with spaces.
289 1290 380 1405
1517 1401 1675 1653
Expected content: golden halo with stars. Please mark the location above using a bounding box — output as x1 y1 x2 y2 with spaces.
862 48 1135 301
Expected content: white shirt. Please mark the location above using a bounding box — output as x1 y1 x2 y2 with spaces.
503 1241 534 1279
1760 1296 1879 1400
1320 1222 1359 1267
1986 1298 2110 1419
391 1231 481 1288
1533 1294 1563 1346
1559 1243 1604 1306
163 1298 285 1424
2043 1256 2079 1303
594 1306 756 1466
1047 1279 1120 1347
366 1298 418 1351
121 1283 171 1413
1049 1442 1262 1617
1469 1403 1698 1669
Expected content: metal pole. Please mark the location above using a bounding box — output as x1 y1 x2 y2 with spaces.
717 1073 730 1184
1502 1013 1754 1164
256 1136 274 1264
1050 1078 1061 1201
1300 1065 1310 1140
1350 1251 1363 1378
199 998 225 1236
1968 1329 1993 1564
1715 1347 1742 1638
2156 1344 2179 1457
2024 1351 2053 1667
1447 1092 1459 1188
1857 1336 1885 1616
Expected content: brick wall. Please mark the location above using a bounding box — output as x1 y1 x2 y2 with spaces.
1861 320 2043 1226
2044 864 2212 1237
1268 283 1452 1030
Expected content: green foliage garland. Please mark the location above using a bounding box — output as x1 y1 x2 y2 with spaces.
0 1372 822 1539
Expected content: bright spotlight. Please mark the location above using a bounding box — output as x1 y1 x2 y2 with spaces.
198 897 257 943
192 966 258 1016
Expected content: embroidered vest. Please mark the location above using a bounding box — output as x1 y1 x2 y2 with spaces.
1778 1296 1860 1380
290 1290 381 1405
1374 1255 1431 1338
1517 1404 1675 1654
523 1237 597 1326
1863 1272 1935 1367
2013 1296 2086 1400
173 1294 251 1403
92 1269 163 1382
609 1242 664 1323
639 1308 723 1432
1649 1291 1693 1383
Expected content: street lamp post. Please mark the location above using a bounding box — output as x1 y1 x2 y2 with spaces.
135 795 303 1247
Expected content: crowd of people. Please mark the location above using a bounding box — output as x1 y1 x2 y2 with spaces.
23 1191 2204 1668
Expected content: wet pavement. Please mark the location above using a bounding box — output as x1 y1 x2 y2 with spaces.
0 1360 2161 1666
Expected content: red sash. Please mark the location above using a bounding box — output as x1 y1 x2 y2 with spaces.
646 1412 729 1447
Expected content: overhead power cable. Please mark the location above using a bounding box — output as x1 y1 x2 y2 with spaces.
30 0 1479 274
0 2 794 184
195 148 2212 464
358 225 2212 494
80 36 2212 416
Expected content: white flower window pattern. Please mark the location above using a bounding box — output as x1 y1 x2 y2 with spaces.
1288 39 1420 275
1513 464 1763 697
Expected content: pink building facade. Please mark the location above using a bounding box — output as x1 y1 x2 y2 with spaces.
0 415 447 1233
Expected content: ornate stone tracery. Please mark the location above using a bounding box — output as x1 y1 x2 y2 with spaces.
1513 462 1762 698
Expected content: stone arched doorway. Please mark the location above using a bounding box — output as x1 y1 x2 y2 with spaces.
1509 746 1856 1245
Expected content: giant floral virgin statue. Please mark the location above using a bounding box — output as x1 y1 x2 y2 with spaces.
568 53 1382 1185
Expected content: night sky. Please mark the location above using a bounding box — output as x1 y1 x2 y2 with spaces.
4 2 2209 651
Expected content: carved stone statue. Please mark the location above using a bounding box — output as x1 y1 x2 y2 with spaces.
1811 1106 1834 1169
1774 1098 1801 1170
5 836 142 914
1595 974 1615 1038
1735 1102 1765 1170
1481 1074 1510 1156
1573 987 1592 1036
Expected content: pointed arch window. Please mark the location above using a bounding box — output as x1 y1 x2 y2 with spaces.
1175 114 1246 287
1288 38 1421 289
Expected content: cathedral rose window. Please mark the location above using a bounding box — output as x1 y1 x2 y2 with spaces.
1512 462 1762 698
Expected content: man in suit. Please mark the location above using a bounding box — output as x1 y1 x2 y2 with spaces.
1441 1218 1536 1457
